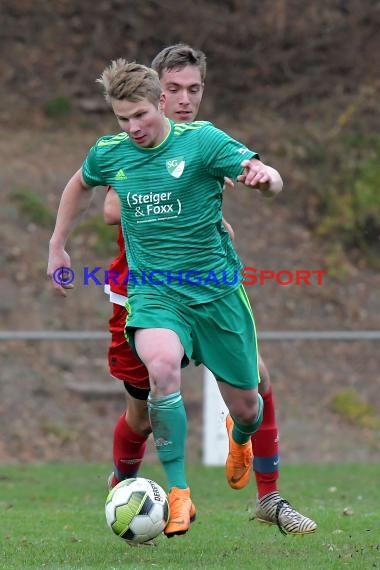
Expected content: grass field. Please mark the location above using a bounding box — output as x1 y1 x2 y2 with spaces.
1 463 379 569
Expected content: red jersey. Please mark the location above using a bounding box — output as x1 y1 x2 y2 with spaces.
104 226 128 304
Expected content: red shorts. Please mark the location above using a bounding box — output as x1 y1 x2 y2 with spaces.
108 303 149 389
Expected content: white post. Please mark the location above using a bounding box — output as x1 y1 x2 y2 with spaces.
202 367 229 466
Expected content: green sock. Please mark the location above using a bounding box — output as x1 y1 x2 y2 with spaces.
232 393 264 444
148 391 188 490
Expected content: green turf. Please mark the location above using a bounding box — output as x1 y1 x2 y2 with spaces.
0 463 379 569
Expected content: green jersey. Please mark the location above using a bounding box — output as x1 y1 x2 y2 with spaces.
82 120 258 304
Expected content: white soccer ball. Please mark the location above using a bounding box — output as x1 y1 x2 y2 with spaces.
105 477 169 544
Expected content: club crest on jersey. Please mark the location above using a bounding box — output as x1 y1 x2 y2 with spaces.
166 157 185 178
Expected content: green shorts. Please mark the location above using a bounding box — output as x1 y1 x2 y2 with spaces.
125 286 259 390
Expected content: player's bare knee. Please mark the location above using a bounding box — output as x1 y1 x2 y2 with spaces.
147 354 179 379
229 392 260 424
147 356 181 395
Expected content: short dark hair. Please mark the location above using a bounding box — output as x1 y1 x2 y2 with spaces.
151 43 206 82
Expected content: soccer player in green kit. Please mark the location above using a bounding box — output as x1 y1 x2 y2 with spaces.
48 59 282 537
104 44 317 538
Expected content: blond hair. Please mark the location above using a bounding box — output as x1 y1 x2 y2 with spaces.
98 59 162 105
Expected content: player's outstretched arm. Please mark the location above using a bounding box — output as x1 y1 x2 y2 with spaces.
237 159 283 197
47 168 93 296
